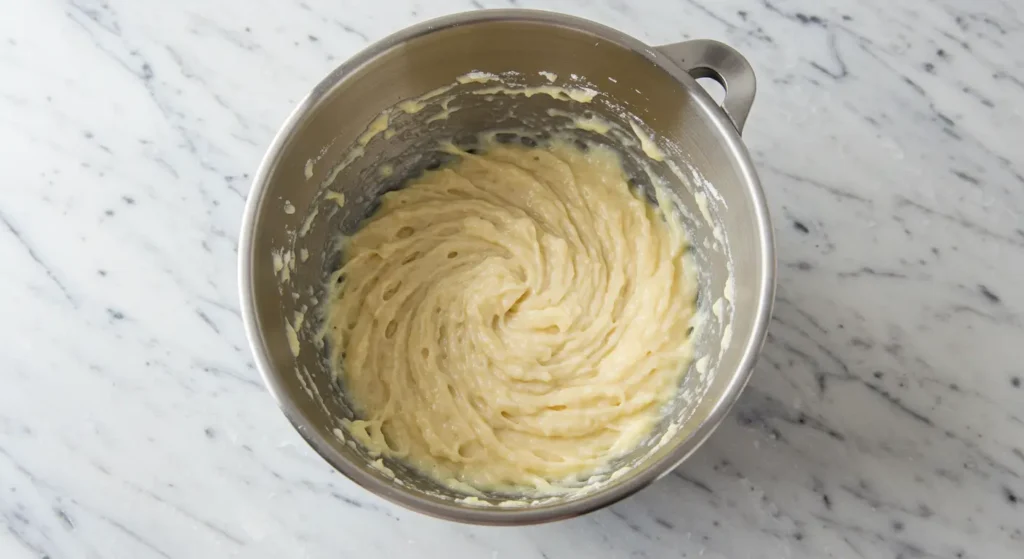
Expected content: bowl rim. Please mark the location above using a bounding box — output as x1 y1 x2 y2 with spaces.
238 8 776 525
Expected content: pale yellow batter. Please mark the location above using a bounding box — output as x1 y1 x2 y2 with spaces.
326 136 696 491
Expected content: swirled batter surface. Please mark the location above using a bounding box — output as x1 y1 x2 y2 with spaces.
327 137 696 491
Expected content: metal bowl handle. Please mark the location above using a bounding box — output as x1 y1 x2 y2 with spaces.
656 39 756 133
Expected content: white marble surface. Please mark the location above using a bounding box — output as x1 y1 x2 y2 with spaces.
2 0 1023 557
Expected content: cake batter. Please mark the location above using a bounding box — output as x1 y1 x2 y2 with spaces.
325 135 696 491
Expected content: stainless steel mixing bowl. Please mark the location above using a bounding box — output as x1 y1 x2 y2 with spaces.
239 9 775 524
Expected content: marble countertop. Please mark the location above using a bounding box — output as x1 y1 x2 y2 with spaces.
3 0 1022 557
